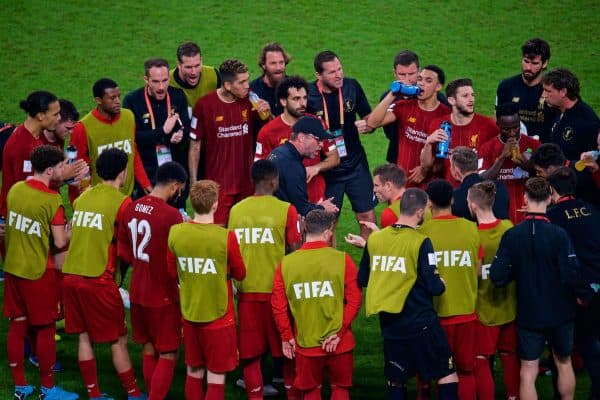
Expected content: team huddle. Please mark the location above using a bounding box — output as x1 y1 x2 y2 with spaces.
1 37 600 400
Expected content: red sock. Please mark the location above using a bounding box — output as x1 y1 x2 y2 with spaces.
457 372 476 400
79 358 102 398
205 383 225 400
143 354 158 393
149 357 175 400
331 386 349 400
286 387 302 400
303 387 321 400
500 351 520 399
184 375 203 400
243 357 263 399
7 319 28 386
35 324 56 389
474 357 494 400
118 368 142 397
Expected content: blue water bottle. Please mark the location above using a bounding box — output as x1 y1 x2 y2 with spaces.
436 121 452 159
390 81 421 96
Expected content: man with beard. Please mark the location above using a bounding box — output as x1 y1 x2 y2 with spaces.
479 102 541 223
367 65 450 186
255 76 339 203
188 59 269 225
421 78 498 187
169 42 220 115
542 68 600 161
250 43 290 117
496 38 552 138
123 58 190 207
69 78 151 200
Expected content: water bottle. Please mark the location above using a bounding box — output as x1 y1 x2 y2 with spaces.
390 81 421 96
64 145 78 184
435 121 452 159
575 150 600 171
249 91 270 120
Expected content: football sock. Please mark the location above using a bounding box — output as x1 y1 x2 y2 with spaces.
243 357 263 399
7 319 28 386
474 357 494 400
79 358 102 398
303 387 322 400
499 351 520 399
205 383 225 400
117 368 142 397
184 375 203 400
330 385 349 400
149 357 175 400
142 354 157 392
457 372 476 400
35 324 56 388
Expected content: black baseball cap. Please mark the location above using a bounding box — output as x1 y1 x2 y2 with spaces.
292 116 334 140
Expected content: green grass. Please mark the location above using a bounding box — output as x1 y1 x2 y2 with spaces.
1 0 599 398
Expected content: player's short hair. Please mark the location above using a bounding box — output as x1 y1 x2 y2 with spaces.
373 164 406 189
422 64 446 85
190 180 219 214
304 209 336 235
58 99 79 122
446 78 472 99
532 143 566 169
451 146 478 173
496 102 520 119
276 76 309 101
258 42 291 68
93 78 118 99
96 148 128 180
219 59 248 83
314 50 338 74
30 145 64 173
547 166 577 197
525 177 551 202
252 159 278 184
399 188 428 216
177 41 201 62
468 180 497 210
144 58 170 76
522 38 551 62
393 50 419 68
542 68 580 101
156 161 188 185
426 179 454 208
19 91 58 117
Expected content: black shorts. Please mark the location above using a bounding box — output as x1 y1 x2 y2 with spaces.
325 161 375 213
383 322 455 383
517 321 574 361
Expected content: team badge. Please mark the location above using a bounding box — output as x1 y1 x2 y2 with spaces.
142 113 150 125
215 115 224 122
315 111 324 118
344 98 354 113
279 138 288 145
469 134 479 148
512 97 520 103
241 110 248 121
408 116 417 123
563 127 574 141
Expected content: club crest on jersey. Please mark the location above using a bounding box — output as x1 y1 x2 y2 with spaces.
178 257 217 274
8 211 42 237
215 115 224 122
563 127 574 141
292 280 334 299
242 109 248 121
408 116 417 123
469 134 479 148
97 139 132 155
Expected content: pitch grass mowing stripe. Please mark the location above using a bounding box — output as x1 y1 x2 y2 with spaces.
1 1 598 398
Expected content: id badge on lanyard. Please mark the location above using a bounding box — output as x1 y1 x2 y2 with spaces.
318 83 347 158
156 145 172 166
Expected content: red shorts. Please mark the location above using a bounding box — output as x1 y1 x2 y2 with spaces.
183 321 238 373
214 189 253 225
3 269 59 326
54 269 64 319
238 300 283 359
131 302 182 353
294 351 353 391
63 274 126 343
475 320 517 356
307 175 326 204
442 320 477 372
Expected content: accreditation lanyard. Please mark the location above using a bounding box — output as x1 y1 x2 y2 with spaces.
317 81 344 130
144 87 172 130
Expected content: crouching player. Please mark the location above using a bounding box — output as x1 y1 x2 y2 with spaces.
62 148 145 400
3 145 78 400
272 210 362 400
167 180 246 400
359 188 458 400
467 181 519 400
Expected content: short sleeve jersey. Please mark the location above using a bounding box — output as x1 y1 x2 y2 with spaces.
118 195 183 307
190 91 257 194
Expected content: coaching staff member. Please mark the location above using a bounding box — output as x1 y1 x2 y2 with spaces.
267 116 338 216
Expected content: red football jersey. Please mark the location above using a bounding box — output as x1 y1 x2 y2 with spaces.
191 91 257 194
391 99 450 186
118 195 183 307
480 135 541 223
428 113 499 187
255 115 330 202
